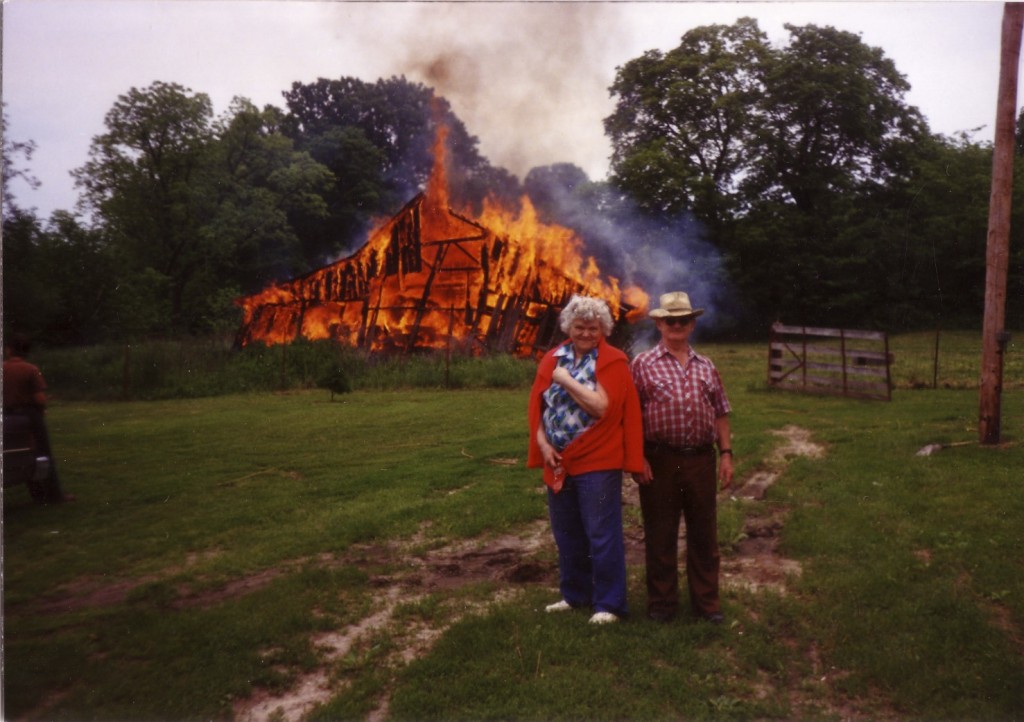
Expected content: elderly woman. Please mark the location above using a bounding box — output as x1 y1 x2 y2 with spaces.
527 295 645 624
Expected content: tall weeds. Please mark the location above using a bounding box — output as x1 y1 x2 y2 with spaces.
35 337 538 400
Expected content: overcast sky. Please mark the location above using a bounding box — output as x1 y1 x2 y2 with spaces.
1 0 1014 220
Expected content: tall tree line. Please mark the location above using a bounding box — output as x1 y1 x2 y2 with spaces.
604 18 1023 332
4 19 1022 346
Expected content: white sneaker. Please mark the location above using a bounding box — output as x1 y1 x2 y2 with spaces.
589 611 619 624
545 600 573 613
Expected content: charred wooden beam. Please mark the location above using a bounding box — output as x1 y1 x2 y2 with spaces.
406 242 451 353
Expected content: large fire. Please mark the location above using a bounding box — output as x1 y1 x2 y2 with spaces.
235 126 649 357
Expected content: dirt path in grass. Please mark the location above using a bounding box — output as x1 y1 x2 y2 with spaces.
233 424 840 722
21 425 882 722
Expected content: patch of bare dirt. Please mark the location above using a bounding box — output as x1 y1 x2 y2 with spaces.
734 426 823 504
986 600 1024 657
26 562 294 615
173 568 288 609
236 587 408 722
232 521 554 722
768 424 826 462
723 513 803 595
716 425 828 593
29 576 151 614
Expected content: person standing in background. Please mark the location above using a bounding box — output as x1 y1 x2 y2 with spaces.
3 333 74 503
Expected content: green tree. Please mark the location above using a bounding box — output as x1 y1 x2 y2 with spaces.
745 24 927 214
71 85 336 336
887 133 993 328
2 209 53 338
2 108 41 218
3 208 123 345
281 76 518 234
729 130 997 332
3 110 51 339
605 18 769 227
882 129 1020 332
72 81 216 332
293 124 387 262
205 98 333 293
36 212 121 343
606 19 931 332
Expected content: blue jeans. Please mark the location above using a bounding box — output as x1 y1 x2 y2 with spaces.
547 469 628 616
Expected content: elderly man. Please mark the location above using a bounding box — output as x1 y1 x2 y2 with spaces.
630 292 733 624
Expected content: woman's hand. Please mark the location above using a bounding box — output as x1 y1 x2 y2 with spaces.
544 447 563 470
551 366 573 387
536 426 562 469
551 367 608 418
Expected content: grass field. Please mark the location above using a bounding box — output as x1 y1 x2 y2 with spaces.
3 334 1022 721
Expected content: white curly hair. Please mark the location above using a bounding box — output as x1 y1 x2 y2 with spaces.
558 295 614 336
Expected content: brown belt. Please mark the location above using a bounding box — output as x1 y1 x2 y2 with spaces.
644 441 714 457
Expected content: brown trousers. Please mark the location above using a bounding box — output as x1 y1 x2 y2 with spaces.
639 448 720 618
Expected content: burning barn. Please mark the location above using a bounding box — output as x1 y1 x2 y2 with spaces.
235 130 647 357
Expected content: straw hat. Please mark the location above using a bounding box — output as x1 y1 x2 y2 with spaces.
648 291 704 320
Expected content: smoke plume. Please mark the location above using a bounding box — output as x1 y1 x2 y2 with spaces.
397 3 624 181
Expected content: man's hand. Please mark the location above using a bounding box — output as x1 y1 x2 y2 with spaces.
633 458 653 485
718 454 734 490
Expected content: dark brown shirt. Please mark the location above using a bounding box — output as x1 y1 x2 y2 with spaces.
3 356 47 410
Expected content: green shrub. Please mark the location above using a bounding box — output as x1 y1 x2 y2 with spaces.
317 365 352 400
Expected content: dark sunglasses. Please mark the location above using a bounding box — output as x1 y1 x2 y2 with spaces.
662 316 693 327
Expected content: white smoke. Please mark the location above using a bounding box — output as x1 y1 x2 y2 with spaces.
531 182 739 346
395 3 625 181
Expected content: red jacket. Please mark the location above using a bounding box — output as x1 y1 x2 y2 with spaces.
528 337 645 492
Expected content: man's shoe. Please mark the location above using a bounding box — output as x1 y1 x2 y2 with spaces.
647 610 675 623
589 612 619 625
545 600 573 613
702 612 724 625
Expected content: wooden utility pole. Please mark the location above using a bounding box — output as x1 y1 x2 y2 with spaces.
979 3 1024 445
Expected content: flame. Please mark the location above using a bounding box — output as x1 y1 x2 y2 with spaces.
621 285 650 322
236 125 648 356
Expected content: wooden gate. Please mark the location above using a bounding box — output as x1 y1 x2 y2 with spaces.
768 323 892 401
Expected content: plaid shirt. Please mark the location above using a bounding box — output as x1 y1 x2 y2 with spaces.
630 343 731 448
